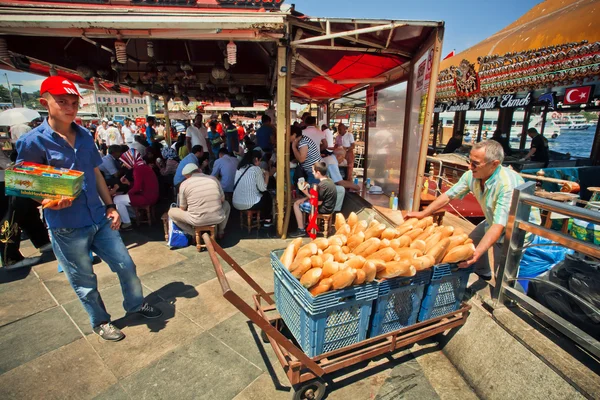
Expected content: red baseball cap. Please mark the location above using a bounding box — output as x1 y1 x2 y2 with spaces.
40 76 82 98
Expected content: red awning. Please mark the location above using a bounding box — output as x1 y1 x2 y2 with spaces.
294 54 403 99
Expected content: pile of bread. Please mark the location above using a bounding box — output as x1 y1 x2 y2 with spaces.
280 212 475 297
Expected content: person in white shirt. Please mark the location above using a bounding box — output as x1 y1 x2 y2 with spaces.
105 121 124 146
302 116 327 152
321 124 334 152
321 151 360 191
96 119 109 144
186 115 209 157
339 123 355 179
9 123 31 144
121 118 136 144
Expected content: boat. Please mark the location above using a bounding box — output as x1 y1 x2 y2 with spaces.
439 110 561 142
550 112 593 131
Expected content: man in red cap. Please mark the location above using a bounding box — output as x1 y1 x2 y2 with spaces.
15 76 162 342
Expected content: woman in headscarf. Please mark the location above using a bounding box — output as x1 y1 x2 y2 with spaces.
113 149 160 230
158 147 179 177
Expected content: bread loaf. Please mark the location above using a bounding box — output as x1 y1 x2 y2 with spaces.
300 268 322 288
378 238 391 250
364 223 386 240
344 256 366 270
389 238 401 249
414 216 434 230
411 255 435 271
366 247 397 262
438 225 455 239
341 246 351 254
397 236 411 248
404 228 424 241
396 224 414 237
294 243 318 263
416 225 436 241
424 232 443 252
324 244 341 255
328 234 348 247
336 223 352 237
310 255 323 269
377 260 415 279
347 232 365 250
280 238 303 270
352 220 368 235
362 261 377 282
334 251 349 263
368 259 387 272
347 212 358 227
353 269 366 285
453 227 465 237
442 243 475 263
335 213 346 231
427 237 451 264
394 247 423 259
410 239 427 252
309 278 333 296
331 268 357 290
400 218 418 228
381 228 399 240
446 234 469 252
291 258 313 278
322 260 340 278
320 253 334 264
353 237 381 257
312 237 330 250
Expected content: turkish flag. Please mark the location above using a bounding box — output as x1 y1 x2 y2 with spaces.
564 86 592 105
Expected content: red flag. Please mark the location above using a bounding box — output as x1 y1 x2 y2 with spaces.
564 86 592 105
442 50 455 60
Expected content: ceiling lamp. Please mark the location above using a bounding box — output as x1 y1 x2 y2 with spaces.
147 41 154 58
114 39 128 64
211 66 227 80
0 38 8 59
227 41 237 65
229 85 239 95
49 65 58 77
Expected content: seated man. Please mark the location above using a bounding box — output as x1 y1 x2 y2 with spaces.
173 145 208 188
168 164 231 239
322 150 360 192
98 144 123 187
211 147 239 198
290 162 337 238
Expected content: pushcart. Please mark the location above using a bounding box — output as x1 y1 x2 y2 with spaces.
203 234 471 400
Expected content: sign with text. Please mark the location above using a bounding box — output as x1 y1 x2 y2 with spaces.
435 92 533 112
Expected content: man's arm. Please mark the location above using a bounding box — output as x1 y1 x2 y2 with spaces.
459 224 504 268
186 136 192 153
292 142 308 163
95 168 121 230
407 193 450 219
522 147 536 160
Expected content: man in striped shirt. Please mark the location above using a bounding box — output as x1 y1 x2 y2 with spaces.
291 125 321 185
408 140 541 280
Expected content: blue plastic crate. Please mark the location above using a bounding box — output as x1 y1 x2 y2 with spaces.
368 270 431 337
418 264 474 321
271 250 378 357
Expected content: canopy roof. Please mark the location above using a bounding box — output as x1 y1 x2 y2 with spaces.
0 0 442 103
440 0 600 71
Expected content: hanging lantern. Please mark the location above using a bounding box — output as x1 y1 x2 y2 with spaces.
0 38 8 59
228 85 239 95
49 65 58 77
227 41 237 65
147 41 154 58
114 39 128 64
224 58 230 71
77 65 95 80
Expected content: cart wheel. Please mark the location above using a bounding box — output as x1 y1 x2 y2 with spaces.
260 329 270 344
292 380 326 400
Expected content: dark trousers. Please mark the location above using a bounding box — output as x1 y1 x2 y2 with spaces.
0 182 50 266
249 192 273 219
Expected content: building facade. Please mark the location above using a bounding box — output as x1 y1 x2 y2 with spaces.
79 91 151 119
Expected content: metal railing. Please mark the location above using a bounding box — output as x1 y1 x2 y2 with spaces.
493 181 600 358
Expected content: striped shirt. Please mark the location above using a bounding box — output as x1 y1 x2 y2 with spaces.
298 136 321 174
446 166 541 239
232 165 267 210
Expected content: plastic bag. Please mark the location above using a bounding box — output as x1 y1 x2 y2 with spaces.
517 236 571 292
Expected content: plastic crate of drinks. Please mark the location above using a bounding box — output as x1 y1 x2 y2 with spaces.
271 250 378 358
418 264 473 321
368 270 431 337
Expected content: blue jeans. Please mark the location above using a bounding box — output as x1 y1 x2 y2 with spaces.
50 217 144 328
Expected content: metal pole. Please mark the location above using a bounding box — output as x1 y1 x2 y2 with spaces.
163 96 171 147
432 112 439 147
477 110 484 143
540 104 548 137
519 106 531 150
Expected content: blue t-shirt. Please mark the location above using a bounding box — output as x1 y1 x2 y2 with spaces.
146 125 155 145
173 153 199 186
225 124 239 155
16 119 105 229
207 129 223 156
255 125 273 151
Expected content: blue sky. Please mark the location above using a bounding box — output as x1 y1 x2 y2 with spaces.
2 0 541 93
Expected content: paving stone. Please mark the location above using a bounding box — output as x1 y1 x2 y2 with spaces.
0 339 117 400
236 238 289 257
176 275 255 331
88 301 203 379
139 259 217 299
232 373 291 400
227 256 274 298
216 244 263 269
0 268 56 327
374 355 440 400
128 240 188 277
120 331 262 400
0 307 81 374
93 383 131 400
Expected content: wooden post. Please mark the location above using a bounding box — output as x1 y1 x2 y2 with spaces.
540 104 548 137
412 26 444 211
163 96 172 146
477 110 484 143
276 45 291 237
519 106 531 150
